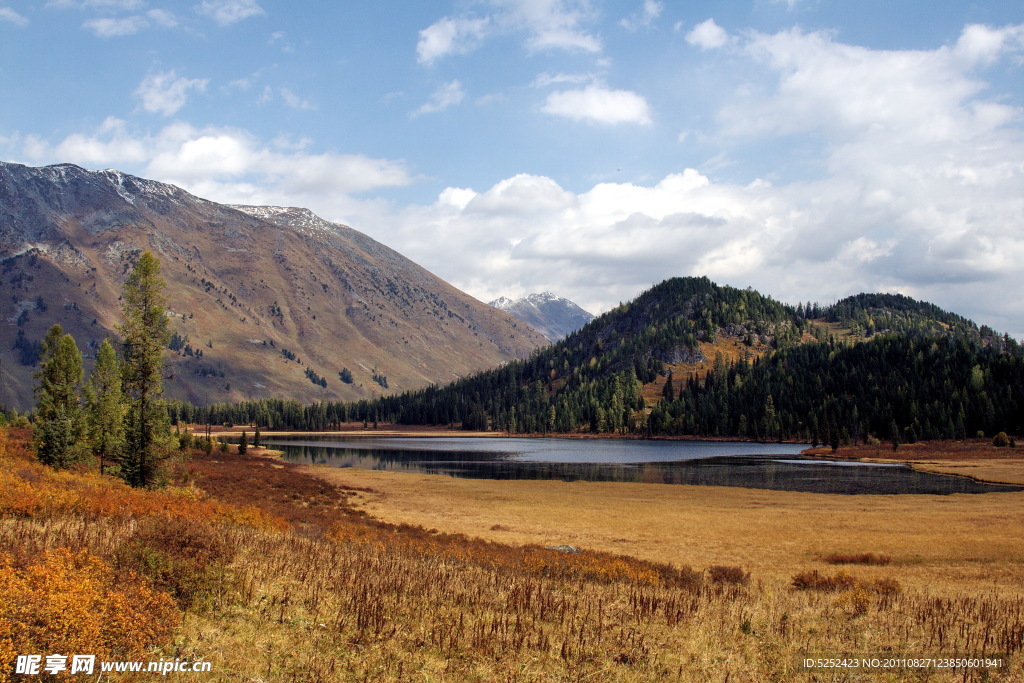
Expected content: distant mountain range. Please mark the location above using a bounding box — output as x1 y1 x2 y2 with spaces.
489 292 594 342
0 161 547 410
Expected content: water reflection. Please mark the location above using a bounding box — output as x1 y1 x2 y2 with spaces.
266 437 1023 495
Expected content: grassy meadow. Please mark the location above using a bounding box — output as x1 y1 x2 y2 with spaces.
1 426 1023 681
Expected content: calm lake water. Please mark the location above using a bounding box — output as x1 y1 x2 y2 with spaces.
266 436 1023 495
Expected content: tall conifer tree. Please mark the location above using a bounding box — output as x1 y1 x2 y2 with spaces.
84 338 126 475
33 325 86 468
119 252 172 487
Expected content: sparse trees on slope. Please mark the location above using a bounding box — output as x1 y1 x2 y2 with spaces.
119 252 173 487
33 325 87 469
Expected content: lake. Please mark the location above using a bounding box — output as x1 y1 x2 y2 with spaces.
265 436 1023 495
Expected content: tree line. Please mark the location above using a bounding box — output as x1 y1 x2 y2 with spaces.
167 277 1023 445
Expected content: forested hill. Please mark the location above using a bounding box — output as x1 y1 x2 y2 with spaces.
822 292 990 341
175 276 1024 443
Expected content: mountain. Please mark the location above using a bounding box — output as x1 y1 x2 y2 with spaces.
0 161 547 410
325 276 1023 441
489 292 594 342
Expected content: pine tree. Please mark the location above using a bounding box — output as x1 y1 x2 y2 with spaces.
238 430 248 455
253 425 261 449
84 338 126 475
119 252 173 487
33 325 87 469
662 370 675 402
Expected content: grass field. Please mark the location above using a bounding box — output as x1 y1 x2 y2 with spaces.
303 456 1024 595
4 427 1023 680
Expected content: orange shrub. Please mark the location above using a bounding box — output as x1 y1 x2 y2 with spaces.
0 548 179 682
0 433 284 533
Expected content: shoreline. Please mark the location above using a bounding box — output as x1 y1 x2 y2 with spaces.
188 425 1024 486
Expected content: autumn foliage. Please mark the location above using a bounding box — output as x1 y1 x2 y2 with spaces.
0 549 178 682
0 427 282 678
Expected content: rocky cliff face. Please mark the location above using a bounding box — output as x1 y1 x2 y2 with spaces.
0 161 546 410
489 292 595 342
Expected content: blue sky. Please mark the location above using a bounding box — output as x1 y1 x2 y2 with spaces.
2 0 1023 336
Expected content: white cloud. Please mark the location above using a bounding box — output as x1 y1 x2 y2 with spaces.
146 9 178 27
512 0 601 53
74 7 176 36
686 18 729 50
413 80 466 116
721 25 1024 143
620 0 662 31
83 15 147 36
542 84 651 125
135 71 209 116
953 23 1024 66
48 0 143 9
280 88 316 111
195 0 264 26
417 0 600 64
531 71 594 87
417 16 490 65
11 119 414 220
0 7 28 26
375 23 1024 336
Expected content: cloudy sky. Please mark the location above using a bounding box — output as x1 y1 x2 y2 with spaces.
2 1 1023 336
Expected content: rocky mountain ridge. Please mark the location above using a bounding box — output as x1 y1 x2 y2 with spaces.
0 161 547 410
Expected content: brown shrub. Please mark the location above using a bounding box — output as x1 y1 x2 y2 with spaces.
791 570 858 592
708 565 750 586
821 552 892 566
115 516 236 610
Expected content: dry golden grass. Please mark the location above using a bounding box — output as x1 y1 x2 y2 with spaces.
808 439 1024 486
4 425 1024 681
306 465 1024 596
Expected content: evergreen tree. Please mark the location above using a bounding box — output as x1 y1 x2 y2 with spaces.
84 338 126 475
238 430 248 455
33 325 87 469
119 252 173 487
253 425 261 449
662 370 675 402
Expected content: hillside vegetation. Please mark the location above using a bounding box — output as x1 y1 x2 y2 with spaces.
178 277 1024 445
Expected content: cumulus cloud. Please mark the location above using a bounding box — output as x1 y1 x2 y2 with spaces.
8 18 1023 337
135 71 209 116
417 16 489 65
11 118 414 221
195 0 264 26
381 23 1024 336
48 0 143 9
619 0 662 31
0 7 28 26
146 9 178 27
79 8 177 36
686 18 729 50
83 15 147 36
280 88 316 111
541 84 651 125
413 80 466 116
416 0 600 64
